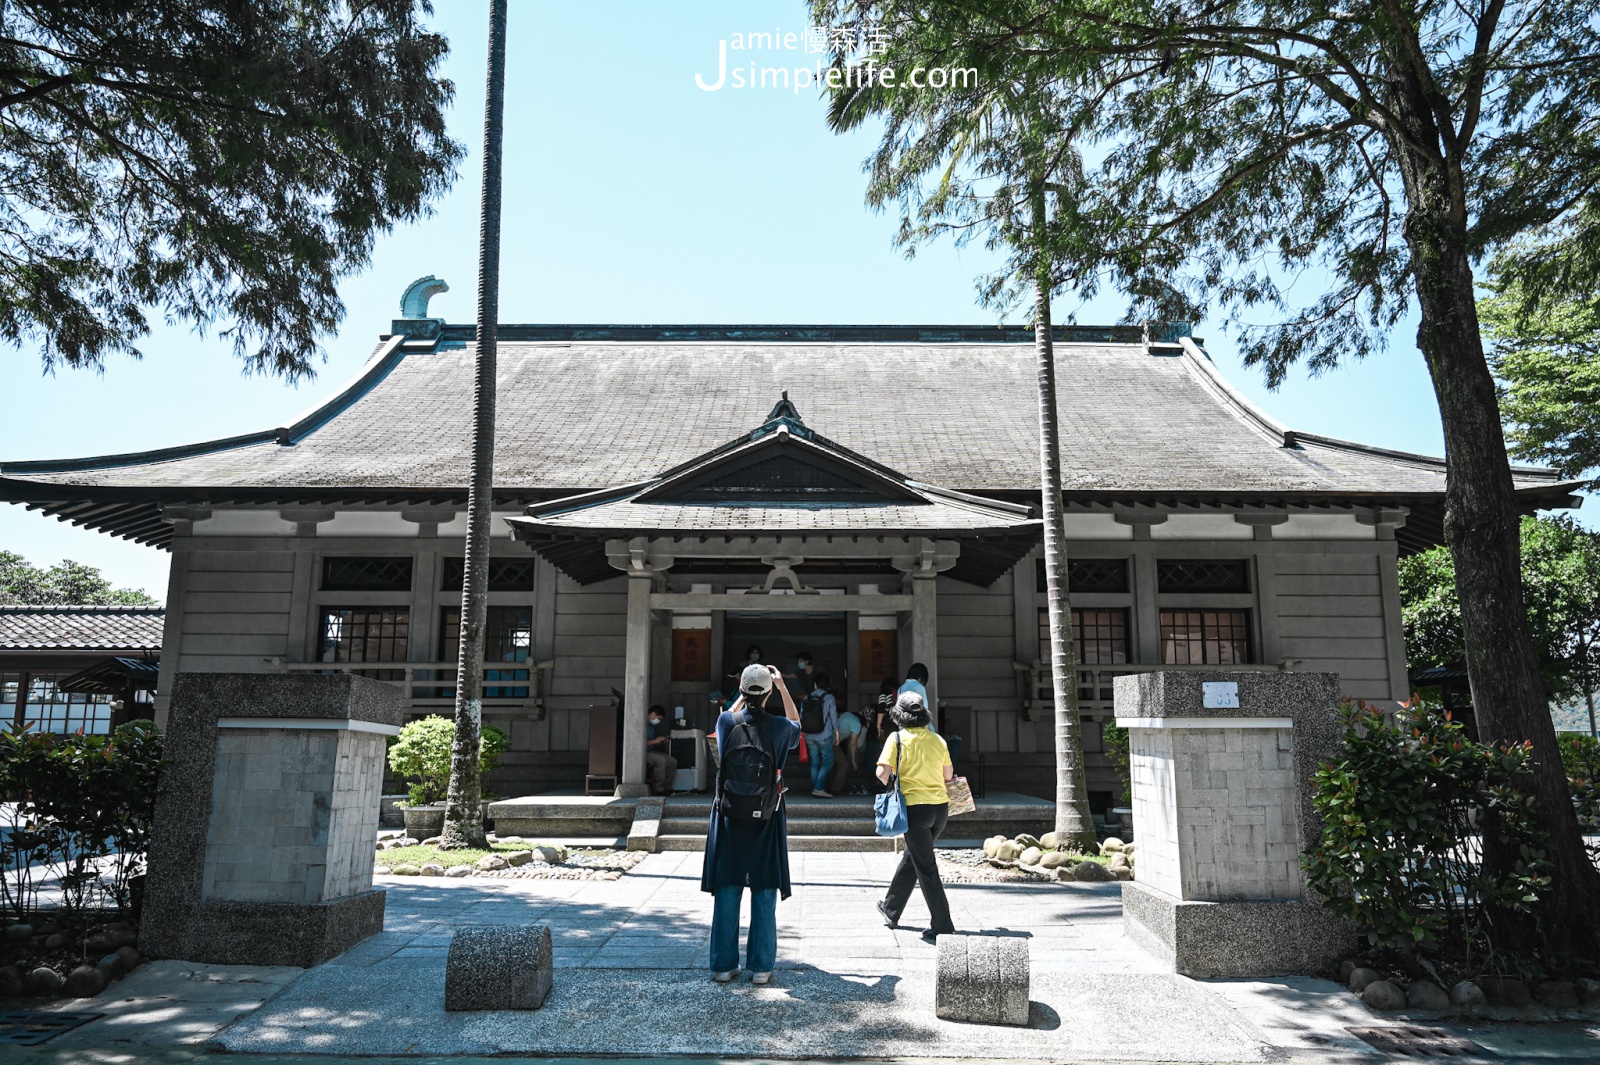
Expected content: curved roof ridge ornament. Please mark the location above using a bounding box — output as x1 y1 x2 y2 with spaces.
753 390 812 439
399 275 450 319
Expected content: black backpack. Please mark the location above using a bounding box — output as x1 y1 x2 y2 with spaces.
800 690 828 734
718 712 783 822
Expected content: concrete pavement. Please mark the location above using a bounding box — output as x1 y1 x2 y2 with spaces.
17 851 1600 1062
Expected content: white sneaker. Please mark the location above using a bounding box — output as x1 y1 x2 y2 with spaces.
812 789 832 798
712 969 740 983
751 971 773 985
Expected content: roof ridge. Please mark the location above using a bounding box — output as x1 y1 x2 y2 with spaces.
0 604 165 614
1286 429 1569 479
434 323 1148 345
1177 337 1293 446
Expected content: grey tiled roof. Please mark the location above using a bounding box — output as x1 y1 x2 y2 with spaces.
0 606 165 651
0 337 1567 496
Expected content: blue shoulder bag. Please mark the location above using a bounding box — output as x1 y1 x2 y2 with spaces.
874 730 909 837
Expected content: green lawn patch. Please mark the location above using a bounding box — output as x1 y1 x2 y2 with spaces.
378 842 530 868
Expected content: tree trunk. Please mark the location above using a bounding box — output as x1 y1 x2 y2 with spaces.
1029 181 1097 849
1388 100 1600 955
440 0 509 851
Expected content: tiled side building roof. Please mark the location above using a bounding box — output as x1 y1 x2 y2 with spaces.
0 605 165 652
0 324 1580 552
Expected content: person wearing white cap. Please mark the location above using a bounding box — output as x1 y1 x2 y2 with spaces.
701 659 801 985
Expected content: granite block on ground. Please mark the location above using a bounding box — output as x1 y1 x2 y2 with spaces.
445 925 554 1011
935 933 1029 1026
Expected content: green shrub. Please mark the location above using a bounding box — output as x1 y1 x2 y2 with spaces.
0 720 163 919
1304 699 1551 975
386 716 508 806
1102 723 1131 805
1560 732 1600 865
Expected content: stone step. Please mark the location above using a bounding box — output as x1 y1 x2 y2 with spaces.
658 834 898 852
660 817 879 837
663 798 878 819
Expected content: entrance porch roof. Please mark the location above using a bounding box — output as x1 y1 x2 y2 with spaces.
508 395 1040 586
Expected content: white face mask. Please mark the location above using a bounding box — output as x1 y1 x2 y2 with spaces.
748 651 761 662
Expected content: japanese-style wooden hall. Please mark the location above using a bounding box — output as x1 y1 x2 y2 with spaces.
2 307 1580 809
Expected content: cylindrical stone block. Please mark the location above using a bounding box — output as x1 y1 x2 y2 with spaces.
935 933 1029 1026
444 925 554 1011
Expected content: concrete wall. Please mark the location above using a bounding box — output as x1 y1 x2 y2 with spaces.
201 728 385 904
1130 726 1301 901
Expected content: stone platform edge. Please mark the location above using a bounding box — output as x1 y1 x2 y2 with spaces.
154 889 386 968
489 795 640 837
1121 881 1356 978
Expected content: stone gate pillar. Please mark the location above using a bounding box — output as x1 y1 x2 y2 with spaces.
1113 670 1355 977
140 672 403 967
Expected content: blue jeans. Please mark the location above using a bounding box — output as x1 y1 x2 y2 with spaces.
710 885 777 973
806 736 834 792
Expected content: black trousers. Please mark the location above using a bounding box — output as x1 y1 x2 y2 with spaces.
882 801 954 934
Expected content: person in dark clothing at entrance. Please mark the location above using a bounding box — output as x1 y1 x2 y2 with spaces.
875 690 956 942
703 660 801 985
869 677 900 790
873 676 900 736
645 705 677 795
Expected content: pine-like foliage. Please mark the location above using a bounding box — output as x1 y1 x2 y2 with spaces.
0 2 462 378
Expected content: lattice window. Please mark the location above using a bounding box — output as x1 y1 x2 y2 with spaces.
437 606 532 698
319 608 410 678
440 557 536 592
1038 608 1130 666
1076 608 1129 665
1038 608 1128 701
1036 557 1129 593
1160 609 1252 664
17 675 111 735
321 557 413 592
1156 559 1250 594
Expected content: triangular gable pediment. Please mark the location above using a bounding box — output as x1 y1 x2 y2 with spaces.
636 429 927 505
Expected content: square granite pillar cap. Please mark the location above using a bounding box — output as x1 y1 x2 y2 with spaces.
171 670 408 728
1111 669 1340 726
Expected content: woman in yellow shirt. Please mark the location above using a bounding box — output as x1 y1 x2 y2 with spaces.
875 691 956 942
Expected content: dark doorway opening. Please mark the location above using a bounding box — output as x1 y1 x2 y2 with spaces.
723 612 849 791
721 613 848 705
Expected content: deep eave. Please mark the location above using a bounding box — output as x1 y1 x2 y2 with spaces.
0 481 1582 554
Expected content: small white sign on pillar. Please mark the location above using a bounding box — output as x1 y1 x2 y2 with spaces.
1201 681 1239 709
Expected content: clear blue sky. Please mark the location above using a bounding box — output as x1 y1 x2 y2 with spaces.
0 1 1525 601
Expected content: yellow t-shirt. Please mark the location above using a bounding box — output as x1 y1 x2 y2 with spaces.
878 728 951 806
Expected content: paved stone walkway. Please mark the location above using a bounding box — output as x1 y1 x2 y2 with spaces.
329 851 1166 976
215 853 1274 1060
44 851 1600 1061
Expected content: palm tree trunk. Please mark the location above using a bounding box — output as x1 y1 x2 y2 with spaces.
440 0 508 850
1029 179 1097 850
